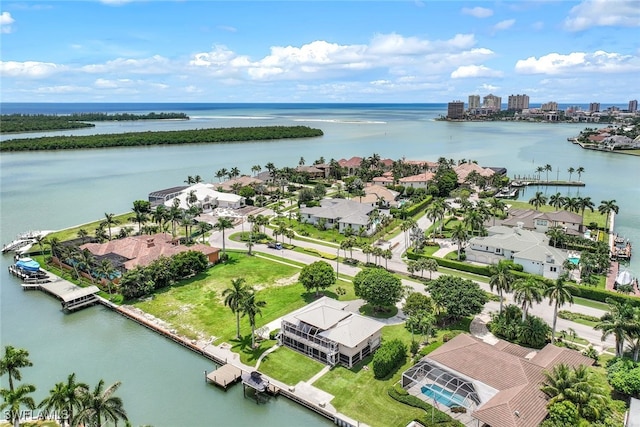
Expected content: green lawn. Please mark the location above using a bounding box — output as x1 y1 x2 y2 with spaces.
573 296 609 311
259 346 325 385
45 212 135 243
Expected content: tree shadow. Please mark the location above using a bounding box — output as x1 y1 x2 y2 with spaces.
230 335 276 363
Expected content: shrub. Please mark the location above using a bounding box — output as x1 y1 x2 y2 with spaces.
558 310 600 323
387 385 461 426
269 328 280 340
372 339 407 379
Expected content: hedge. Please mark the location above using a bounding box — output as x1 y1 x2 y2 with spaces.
407 250 491 276
558 310 600 323
387 384 463 426
372 339 407 379
569 285 640 308
302 247 337 260
405 195 434 218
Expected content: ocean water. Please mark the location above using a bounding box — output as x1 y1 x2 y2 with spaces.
1 103 638 426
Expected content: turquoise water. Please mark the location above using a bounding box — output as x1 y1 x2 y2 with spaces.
569 257 580 265
421 384 467 408
1 103 639 426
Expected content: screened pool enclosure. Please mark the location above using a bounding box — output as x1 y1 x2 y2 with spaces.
402 360 481 409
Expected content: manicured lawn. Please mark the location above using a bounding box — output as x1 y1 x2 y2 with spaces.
314 321 470 427
573 296 609 311
45 212 135 243
259 346 325 385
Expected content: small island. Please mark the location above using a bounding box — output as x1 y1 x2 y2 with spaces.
568 119 640 156
0 125 324 152
0 112 190 134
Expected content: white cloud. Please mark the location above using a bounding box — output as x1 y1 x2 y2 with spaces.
480 83 499 92
33 85 91 94
81 55 171 74
461 7 493 18
0 60 62 78
451 65 503 79
1 11 15 34
99 0 134 5
493 19 515 32
515 50 640 75
217 25 237 33
564 0 640 31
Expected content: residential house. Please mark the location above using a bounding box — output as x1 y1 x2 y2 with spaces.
399 171 435 189
502 209 584 236
279 297 384 367
81 233 220 272
360 184 400 208
402 334 594 427
295 165 326 179
216 176 263 192
165 183 245 211
466 225 568 279
299 199 376 235
148 186 188 207
454 162 495 184
372 171 395 186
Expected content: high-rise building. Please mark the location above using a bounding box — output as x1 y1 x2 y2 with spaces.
589 102 600 113
468 95 480 110
629 100 638 113
447 101 465 119
483 94 502 111
541 101 558 111
507 94 530 111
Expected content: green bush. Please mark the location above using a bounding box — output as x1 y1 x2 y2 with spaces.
570 285 640 308
372 339 407 379
558 310 600 323
406 250 491 276
387 385 462 426
303 247 337 260
269 328 280 340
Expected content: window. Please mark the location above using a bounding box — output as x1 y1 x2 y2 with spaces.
550 266 557 272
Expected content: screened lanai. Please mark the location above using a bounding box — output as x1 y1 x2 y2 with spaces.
402 360 481 409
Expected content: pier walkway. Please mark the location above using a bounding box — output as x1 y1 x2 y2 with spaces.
15 270 99 311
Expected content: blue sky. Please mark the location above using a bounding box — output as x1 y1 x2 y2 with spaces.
1 0 639 103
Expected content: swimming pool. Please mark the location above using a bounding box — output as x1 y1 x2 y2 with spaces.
421 384 467 408
568 257 580 265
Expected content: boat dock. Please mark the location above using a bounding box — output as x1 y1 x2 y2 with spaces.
9 266 100 311
206 364 242 390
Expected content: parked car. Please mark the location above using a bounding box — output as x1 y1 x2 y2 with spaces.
267 242 283 250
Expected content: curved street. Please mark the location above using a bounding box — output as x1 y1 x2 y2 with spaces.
207 206 616 353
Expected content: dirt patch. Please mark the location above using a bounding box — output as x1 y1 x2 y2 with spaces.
253 273 300 290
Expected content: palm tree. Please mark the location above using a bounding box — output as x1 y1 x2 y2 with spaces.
594 298 637 357
544 274 579 343
214 217 234 256
38 373 87 427
598 199 619 231
196 221 209 244
489 261 514 314
450 222 468 261
97 260 116 295
0 346 32 392
78 249 96 283
488 197 506 226
544 163 552 182
47 236 63 267
567 167 575 181
513 277 545 322
241 292 267 349
74 380 128 427
541 363 575 406
0 384 36 427
536 166 544 180
102 213 119 240
424 258 438 280
463 209 483 236
223 278 250 339
548 192 564 210
577 196 595 222
77 228 89 244
576 166 585 181
401 219 417 250
251 165 261 176
563 196 580 213
528 191 548 211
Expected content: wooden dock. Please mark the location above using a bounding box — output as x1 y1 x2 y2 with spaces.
206 364 242 390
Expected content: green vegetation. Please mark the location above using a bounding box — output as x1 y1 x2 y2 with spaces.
0 126 324 151
506 199 607 228
0 112 189 133
258 347 324 386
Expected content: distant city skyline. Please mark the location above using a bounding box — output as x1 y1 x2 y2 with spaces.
1 0 639 103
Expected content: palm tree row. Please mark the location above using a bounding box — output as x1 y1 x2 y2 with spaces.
533 165 584 182
1 346 127 427
222 278 267 348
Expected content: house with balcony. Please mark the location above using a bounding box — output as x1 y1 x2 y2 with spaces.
279 297 384 367
502 209 584 236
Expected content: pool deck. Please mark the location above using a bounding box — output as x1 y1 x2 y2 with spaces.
406 383 475 426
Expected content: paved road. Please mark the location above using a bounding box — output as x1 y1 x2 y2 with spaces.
207 208 615 352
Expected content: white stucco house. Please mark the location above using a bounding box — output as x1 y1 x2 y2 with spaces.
164 183 245 211
399 172 435 189
279 297 384 367
502 209 585 236
299 199 377 235
466 225 569 279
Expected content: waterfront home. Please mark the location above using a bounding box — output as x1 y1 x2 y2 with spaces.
402 333 593 427
453 162 495 184
466 225 568 279
165 183 245 211
372 171 394 186
80 232 220 271
279 297 384 367
299 199 377 235
501 209 584 236
399 171 435 189
148 185 188 207
216 176 263 193
295 165 326 179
